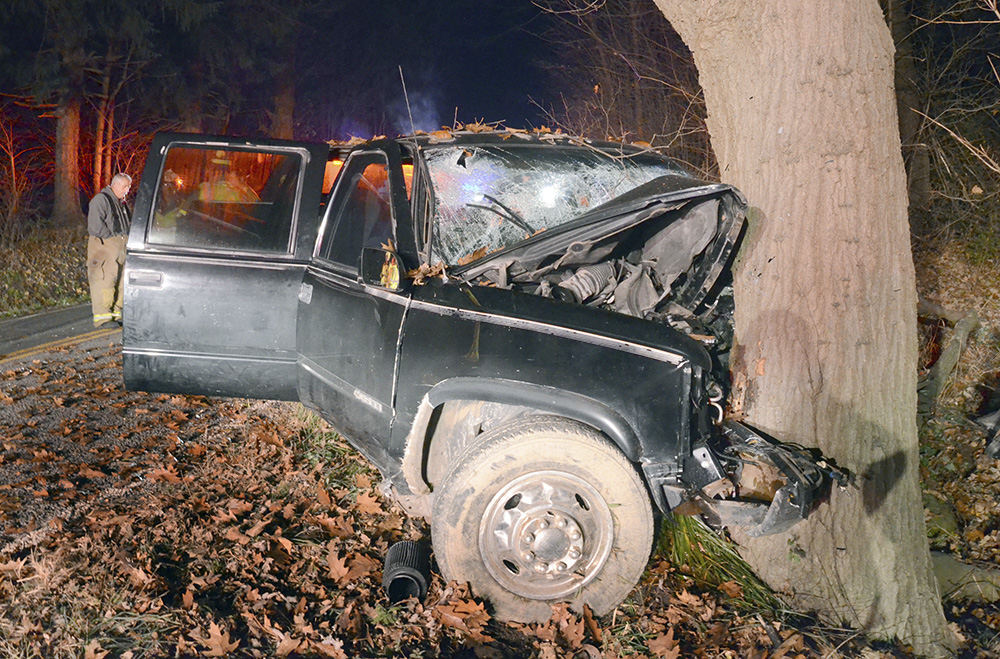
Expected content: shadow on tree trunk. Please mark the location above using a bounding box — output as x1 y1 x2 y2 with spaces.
861 450 907 515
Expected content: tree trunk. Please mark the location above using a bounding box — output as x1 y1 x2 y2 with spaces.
52 96 83 226
651 0 953 654
1 119 22 234
93 70 110 193
627 11 645 138
272 75 295 140
883 0 930 220
103 101 115 180
179 93 203 133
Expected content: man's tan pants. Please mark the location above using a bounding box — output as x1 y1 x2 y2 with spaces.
87 235 126 326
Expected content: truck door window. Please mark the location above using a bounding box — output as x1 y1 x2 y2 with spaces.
148 145 303 253
319 152 394 271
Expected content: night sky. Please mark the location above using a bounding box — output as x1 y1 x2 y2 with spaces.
425 2 555 127
295 1 559 139
0 1 564 142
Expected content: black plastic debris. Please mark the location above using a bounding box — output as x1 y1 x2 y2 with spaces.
986 431 1000 459
382 540 430 603
977 408 1000 459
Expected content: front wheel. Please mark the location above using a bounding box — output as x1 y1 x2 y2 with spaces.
431 416 654 622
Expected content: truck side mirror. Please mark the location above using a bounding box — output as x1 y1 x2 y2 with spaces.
361 247 408 292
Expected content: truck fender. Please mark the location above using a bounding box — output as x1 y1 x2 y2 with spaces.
400 377 641 497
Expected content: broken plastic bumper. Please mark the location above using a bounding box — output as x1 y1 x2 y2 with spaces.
697 421 845 536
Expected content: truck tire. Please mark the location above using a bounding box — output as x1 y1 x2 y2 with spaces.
431 415 654 622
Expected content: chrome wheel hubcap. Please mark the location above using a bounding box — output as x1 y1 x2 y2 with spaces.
479 470 613 600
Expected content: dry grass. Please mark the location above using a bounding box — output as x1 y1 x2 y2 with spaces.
0 225 89 318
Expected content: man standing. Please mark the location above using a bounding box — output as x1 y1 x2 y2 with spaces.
86 172 131 328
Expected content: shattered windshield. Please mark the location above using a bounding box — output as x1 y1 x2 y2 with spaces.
424 144 685 265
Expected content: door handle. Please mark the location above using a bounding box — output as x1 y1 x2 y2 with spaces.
128 270 163 287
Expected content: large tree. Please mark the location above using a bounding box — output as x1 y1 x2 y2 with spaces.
29 0 90 226
651 0 953 655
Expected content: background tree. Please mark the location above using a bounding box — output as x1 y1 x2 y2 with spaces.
537 0 712 174
909 0 1000 250
883 0 932 217
141 0 334 139
138 1 248 135
85 8 156 193
1 0 204 223
28 0 90 226
651 0 953 654
0 0 295 227
0 99 47 246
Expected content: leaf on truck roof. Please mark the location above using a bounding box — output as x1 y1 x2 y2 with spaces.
406 262 445 285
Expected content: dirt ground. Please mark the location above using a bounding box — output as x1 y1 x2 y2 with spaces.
0 278 998 658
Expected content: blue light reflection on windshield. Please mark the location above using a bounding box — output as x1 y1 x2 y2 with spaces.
424 144 681 265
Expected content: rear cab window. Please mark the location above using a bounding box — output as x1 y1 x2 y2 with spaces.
149 144 305 253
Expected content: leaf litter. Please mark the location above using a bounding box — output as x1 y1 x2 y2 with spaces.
914 241 1000 653
0 336 990 656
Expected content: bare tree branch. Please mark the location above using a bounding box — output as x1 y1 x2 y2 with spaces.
916 108 1000 177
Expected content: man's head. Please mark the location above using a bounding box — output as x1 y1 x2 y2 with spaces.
110 173 132 200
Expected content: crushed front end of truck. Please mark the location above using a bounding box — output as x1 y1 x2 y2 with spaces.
419 133 848 536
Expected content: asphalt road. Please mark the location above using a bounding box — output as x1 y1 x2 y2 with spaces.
0 304 120 365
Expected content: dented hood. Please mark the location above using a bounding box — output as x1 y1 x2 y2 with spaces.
456 175 747 312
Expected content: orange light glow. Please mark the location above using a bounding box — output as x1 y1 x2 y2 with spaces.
323 159 344 193
402 163 413 199
323 159 413 197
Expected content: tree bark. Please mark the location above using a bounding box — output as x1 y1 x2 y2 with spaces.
52 96 83 226
651 0 953 654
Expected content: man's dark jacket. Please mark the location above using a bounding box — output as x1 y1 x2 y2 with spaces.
87 187 130 239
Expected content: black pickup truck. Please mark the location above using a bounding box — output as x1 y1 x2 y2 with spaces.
123 130 839 621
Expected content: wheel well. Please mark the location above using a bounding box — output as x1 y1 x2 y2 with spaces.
422 400 538 488
419 399 644 495
399 379 643 502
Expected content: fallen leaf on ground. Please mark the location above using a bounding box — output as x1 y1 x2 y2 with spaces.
719 580 743 598
355 492 383 515
647 626 680 658
83 640 108 659
345 553 379 582
192 622 239 656
327 548 350 583
434 597 494 643
310 637 349 659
